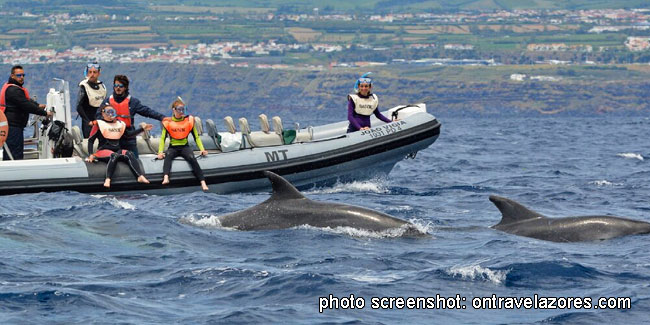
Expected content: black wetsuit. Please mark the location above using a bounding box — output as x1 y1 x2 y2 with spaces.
76 81 105 138
88 122 145 180
163 145 205 181
2 78 47 160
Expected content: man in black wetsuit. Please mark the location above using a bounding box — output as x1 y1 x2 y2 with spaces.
0 65 53 160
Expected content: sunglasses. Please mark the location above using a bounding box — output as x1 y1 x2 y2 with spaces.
114 84 125 89
87 63 101 70
174 106 185 112
103 108 117 118
14 73 25 78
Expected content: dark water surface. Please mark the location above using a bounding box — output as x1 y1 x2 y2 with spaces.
1 115 650 324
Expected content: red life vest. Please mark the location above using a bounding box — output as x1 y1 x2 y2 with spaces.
108 95 131 127
162 116 194 140
0 83 30 113
96 119 126 140
0 109 8 147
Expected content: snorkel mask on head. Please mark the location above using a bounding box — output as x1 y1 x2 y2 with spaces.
84 62 101 77
103 106 117 119
354 72 372 93
171 96 187 115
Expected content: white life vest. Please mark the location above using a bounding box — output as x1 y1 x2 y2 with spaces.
79 79 107 108
349 93 378 116
96 119 126 140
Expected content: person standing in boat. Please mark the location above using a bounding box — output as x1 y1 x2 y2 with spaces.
76 62 107 138
86 105 152 188
157 98 209 191
97 74 165 158
0 65 53 160
346 72 393 133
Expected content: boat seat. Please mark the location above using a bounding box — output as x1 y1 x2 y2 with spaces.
193 116 203 135
272 116 312 143
138 122 158 154
70 126 88 157
241 117 284 147
205 119 221 150
220 116 243 152
224 116 237 134
259 114 271 134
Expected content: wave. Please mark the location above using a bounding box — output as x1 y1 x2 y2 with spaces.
305 179 388 194
178 213 224 228
589 179 623 187
495 261 602 288
617 153 644 161
91 195 136 210
445 264 508 285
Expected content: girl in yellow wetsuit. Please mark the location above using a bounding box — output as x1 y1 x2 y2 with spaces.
157 99 209 191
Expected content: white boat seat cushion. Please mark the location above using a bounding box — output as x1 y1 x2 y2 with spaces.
224 116 237 134
238 117 251 135
193 116 203 135
272 116 283 135
259 114 271 133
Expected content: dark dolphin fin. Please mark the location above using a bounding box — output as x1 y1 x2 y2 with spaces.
264 171 306 200
489 195 547 227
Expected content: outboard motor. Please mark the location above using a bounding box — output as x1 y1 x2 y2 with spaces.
39 79 73 159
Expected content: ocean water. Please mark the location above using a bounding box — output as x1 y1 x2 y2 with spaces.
2 114 650 324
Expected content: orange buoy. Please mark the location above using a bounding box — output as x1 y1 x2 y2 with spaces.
0 109 7 147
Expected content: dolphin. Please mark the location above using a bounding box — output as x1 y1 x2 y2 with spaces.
216 171 426 237
489 195 650 242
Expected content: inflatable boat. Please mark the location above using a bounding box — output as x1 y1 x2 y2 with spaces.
0 80 441 195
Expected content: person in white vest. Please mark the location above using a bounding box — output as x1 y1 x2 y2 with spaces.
346 72 393 133
76 62 107 138
85 106 152 188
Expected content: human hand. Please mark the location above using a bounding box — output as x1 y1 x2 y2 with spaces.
38 104 46 109
143 123 153 131
360 126 370 130
85 155 95 163
200 150 208 156
46 110 54 117
157 153 165 160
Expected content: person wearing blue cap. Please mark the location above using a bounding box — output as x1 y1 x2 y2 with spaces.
76 62 107 138
346 72 393 133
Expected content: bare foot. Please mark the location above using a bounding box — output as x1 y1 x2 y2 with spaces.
103 178 111 188
200 180 209 191
137 175 150 184
162 175 170 185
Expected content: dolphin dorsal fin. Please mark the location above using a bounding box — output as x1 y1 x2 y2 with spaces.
489 195 547 226
264 171 306 200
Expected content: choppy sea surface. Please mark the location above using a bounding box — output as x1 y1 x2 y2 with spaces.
2 114 650 324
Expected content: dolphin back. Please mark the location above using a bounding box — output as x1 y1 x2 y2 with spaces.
489 195 547 228
264 171 306 201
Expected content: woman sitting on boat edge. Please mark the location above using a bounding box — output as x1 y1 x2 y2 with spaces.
346 72 394 133
85 105 153 188
157 98 209 192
